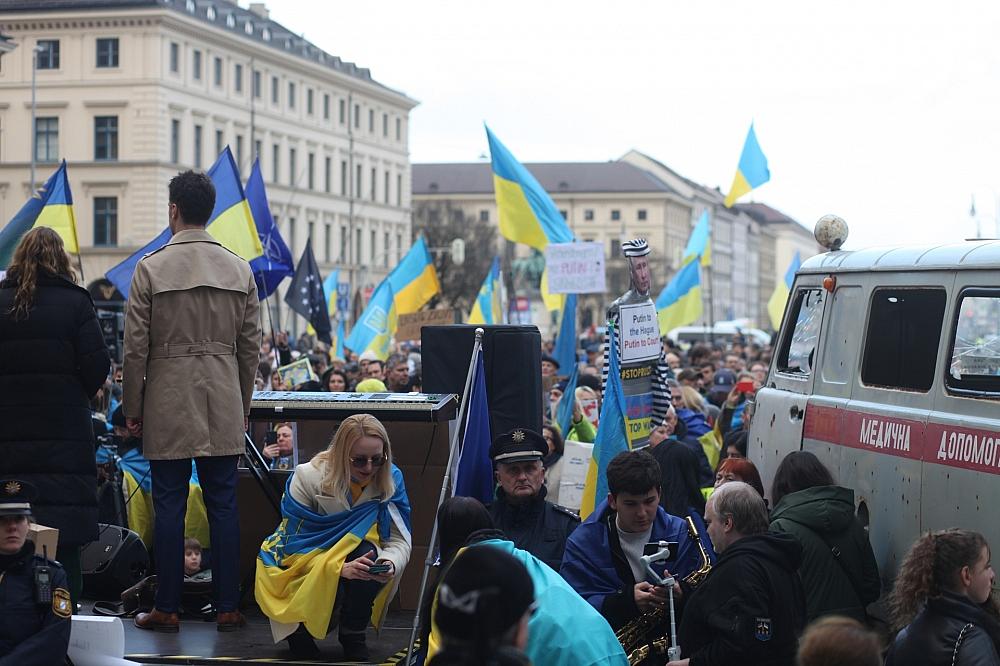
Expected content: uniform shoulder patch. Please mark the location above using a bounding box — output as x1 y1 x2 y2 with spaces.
754 616 772 642
53 588 72 618
552 503 581 522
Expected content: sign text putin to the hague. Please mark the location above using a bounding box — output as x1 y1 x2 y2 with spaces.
544 242 606 294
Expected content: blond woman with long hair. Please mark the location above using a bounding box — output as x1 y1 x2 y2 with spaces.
256 413 411 661
0 227 111 604
886 529 1000 665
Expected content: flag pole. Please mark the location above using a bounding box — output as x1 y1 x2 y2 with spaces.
405 327 485 665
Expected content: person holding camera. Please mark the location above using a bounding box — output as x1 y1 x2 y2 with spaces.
262 423 295 470
0 479 73 665
256 414 411 661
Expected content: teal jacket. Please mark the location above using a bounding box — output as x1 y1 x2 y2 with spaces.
769 485 881 622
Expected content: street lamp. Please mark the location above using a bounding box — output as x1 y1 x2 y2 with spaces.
30 43 44 189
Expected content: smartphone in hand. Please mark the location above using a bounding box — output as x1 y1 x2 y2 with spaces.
367 563 391 575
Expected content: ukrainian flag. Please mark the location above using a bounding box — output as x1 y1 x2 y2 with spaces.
580 325 631 519
332 318 346 361
486 126 573 311
0 160 79 269
344 278 397 360
255 468 411 640
467 256 502 325
767 251 801 329
724 122 771 208
684 210 712 267
388 236 440 314
656 258 703 333
105 147 263 298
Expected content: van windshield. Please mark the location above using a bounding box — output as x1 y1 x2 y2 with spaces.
777 289 824 375
949 294 1000 393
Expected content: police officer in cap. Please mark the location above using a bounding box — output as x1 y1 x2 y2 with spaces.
488 429 580 571
0 479 72 664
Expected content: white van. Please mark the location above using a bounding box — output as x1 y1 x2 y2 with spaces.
750 222 1000 587
668 324 772 348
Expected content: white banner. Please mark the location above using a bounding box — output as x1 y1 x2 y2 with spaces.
544 242 606 294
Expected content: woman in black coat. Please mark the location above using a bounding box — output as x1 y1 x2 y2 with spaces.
0 227 111 604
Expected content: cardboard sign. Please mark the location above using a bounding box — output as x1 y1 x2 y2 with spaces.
619 302 661 363
544 242 606 294
398 309 456 341
557 440 593 513
28 523 59 557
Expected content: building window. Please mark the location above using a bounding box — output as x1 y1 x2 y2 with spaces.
206 5 216 20
396 173 402 207
288 82 296 109
340 226 347 263
215 129 223 157
288 217 296 257
396 117 401 141
584 209 594 221
370 229 376 261
272 143 280 183
271 75 279 104
637 209 647 221
307 153 315 190
213 57 222 86
370 167 376 200
861 288 946 391
382 113 388 137
356 164 362 198
193 124 202 168
323 94 330 121
384 171 390 205
610 238 620 257
36 40 59 69
339 99 345 124
192 49 201 80
169 42 179 73
354 103 360 128
235 134 243 169
34 117 58 162
368 108 374 132
95 116 119 161
170 119 179 163
96 38 118 68
93 197 118 247
324 223 331 262
307 89 314 115
244 20 253 35
253 69 261 98
383 232 390 267
226 13 235 28
289 148 297 187
324 156 331 193
234 63 243 93
254 139 261 162
396 233 402 263
610 209 621 221
479 210 489 223
340 160 347 195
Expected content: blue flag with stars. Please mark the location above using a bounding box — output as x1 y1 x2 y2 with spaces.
284 237 331 344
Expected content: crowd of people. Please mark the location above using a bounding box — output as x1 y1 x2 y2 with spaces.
1 172 999 666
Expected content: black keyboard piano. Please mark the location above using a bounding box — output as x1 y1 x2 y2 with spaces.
249 391 458 422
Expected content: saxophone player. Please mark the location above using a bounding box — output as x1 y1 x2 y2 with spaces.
561 450 715 662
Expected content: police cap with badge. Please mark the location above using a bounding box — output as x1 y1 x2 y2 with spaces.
0 478 36 517
490 428 547 465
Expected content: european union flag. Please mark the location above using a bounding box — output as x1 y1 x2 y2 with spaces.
247 158 293 298
285 238 331 344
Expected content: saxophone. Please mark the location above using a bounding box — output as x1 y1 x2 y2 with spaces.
616 516 713 665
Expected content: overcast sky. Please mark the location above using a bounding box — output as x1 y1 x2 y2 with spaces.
269 0 1000 250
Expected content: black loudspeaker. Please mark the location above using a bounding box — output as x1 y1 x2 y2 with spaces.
81 524 149 600
423 325 543 436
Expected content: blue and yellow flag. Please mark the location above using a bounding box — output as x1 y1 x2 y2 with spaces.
724 122 770 208
580 325 631 519
332 318 346 361
105 147 263 298
684 210 712 267
388 236 440 314
656 258 703 333
486 126 573 311
0 160 79 268
255 468 411 639
344 278 397 360
247 157 294 298
552 292 578 373
767 250 801 329
467 256 502 325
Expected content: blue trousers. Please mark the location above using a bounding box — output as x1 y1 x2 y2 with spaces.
150 455 240 613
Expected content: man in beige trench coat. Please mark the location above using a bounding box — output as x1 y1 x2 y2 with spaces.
123 170 260 633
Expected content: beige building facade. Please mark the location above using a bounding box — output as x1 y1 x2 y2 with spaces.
0 0 416 333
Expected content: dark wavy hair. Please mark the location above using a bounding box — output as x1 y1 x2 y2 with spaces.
4 226 75 320
770 451 835 508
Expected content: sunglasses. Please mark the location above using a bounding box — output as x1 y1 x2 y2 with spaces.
350 454 387 469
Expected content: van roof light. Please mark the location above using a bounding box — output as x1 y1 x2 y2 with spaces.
815 214 849 251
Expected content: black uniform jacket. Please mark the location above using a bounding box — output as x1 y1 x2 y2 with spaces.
679 531 806 666
489 485 579 571
0 542 71 665
886 591 1000 666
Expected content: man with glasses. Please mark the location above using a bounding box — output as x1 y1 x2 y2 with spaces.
488 428 580 571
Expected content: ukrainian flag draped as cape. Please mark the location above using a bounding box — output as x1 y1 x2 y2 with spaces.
255 467 411 641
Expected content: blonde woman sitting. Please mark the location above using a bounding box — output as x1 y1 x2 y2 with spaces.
256 414 411 661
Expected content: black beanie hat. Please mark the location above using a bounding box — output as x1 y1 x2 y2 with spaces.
436 545 534 643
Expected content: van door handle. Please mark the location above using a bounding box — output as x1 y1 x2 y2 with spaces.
790 405 804 421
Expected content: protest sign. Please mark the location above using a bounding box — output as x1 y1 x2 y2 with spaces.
544 242 606 294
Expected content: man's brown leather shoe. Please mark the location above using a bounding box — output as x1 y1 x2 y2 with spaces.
217 610 246 632
134 608 179 633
